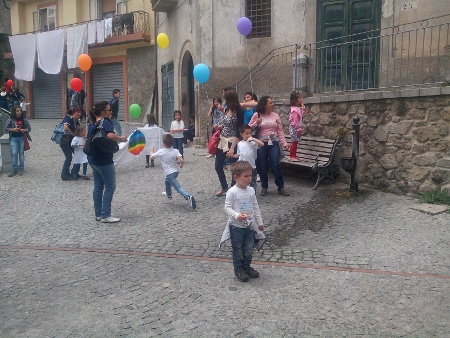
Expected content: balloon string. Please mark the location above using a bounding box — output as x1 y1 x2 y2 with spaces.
245 38 254 95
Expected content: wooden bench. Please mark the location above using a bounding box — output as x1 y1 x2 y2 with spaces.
281 135 339 190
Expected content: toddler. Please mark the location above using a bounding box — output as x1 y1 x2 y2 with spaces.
71 125 90 180
169 110 186 157
150 134 196 209
288 92 306 162
220 161 265 282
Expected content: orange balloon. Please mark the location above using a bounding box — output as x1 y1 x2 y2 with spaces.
78 54 92 72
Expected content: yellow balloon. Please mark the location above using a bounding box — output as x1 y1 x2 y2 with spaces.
157 33 169 49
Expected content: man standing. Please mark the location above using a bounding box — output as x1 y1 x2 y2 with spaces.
109 89 122 136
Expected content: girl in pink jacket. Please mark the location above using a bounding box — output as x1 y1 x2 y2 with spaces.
288 92 306 161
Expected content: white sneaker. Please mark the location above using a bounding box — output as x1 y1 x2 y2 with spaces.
101 217 121 223
162 192 172 199
95 217 101 221
188 196 196 209
206 154 213 158
256 174 261 182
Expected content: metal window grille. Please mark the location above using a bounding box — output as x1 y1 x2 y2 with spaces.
161 62 174 131
245 0 271 39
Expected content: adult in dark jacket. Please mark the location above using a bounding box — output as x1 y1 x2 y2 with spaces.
60 109 82 181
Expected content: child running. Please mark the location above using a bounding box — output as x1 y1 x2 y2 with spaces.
288 92 306 162
221 161 265 282
71 125 90 180
231 124 264 191
150 133 196 209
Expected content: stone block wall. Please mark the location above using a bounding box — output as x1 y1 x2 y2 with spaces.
275 90 450 195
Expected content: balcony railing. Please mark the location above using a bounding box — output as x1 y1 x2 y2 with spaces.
236 14 450 97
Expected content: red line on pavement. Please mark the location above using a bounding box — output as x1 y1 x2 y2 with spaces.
1 245 449 280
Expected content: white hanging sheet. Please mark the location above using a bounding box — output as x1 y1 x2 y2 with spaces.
8 34 37 81
87 21 97 44
66 24 88 69
96 20 105 43
37 29 65 74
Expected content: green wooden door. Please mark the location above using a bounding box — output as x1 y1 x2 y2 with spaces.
317 0 381 92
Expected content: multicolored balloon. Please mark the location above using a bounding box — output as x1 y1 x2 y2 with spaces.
128 129 146 155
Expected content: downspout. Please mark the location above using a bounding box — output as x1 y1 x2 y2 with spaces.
153 10 158 118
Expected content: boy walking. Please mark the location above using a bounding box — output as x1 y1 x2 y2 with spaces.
150 134 196 209
221 161 265 282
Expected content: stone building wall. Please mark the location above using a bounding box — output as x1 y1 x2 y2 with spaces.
275 89 450 195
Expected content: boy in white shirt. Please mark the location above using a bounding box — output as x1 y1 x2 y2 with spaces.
150 133 196 209
231 124 264 191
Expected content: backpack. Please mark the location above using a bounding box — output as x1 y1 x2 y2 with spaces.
51 122 67 144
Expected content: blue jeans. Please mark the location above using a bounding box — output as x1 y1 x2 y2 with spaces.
72 162 88 175
165 171 189 199
173 138 184 157
111 117 122 136
230 225 255 269
250 168 257 191
60 143 73 178
10 136 24 171
215 144 238 190
257 141 284 190
91 163 116 218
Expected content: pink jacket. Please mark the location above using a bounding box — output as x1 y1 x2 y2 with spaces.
249 111 288 148
289 105 306 132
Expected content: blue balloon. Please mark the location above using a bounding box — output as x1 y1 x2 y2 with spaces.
193 63 210 84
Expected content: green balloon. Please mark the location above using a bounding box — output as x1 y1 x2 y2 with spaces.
129 104 141 119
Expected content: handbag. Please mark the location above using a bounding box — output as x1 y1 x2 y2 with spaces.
91 119 119 154
23 134 30 151
251 113 261 137
208 127 222 155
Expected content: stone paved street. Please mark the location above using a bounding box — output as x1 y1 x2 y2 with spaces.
1 120 449 337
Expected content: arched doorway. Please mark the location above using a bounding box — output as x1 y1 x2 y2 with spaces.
180 51 195 127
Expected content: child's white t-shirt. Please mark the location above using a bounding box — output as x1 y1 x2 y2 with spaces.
152 147 181 176
71 136 88 164
170 120 185 139
237 139 258 169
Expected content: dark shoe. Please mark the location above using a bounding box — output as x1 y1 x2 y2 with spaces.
244 266 260 278
82 175 90 180
215 188 228 197
150 162 155 167
260 188 268 196
72 174 82 180
61 176 73 181
8 171 18 177
18 170 24 176
145 163 150 168
234 267 250 282
188 196 196 209
278 188 290 196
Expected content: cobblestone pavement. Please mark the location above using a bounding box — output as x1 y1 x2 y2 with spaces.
1 120 449 337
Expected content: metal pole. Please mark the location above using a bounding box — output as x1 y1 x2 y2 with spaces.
350 115 360 192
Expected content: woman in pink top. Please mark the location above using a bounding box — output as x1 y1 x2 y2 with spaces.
249 96 290 196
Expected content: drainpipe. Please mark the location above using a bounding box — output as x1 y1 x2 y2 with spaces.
153 10 158 117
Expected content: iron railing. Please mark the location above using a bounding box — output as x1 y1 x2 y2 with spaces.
236 14 450 97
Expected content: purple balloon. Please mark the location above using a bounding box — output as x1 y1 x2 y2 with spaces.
237 17 252 36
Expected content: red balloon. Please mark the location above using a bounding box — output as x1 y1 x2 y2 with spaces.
70 78 83 92
6 79 14 87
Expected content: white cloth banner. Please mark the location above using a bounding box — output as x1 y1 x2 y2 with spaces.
37 29 65 74
96 20 105 43
104 18 112 39
9 34 37 81
87 21 97 44
66 24 88 69
114 127 165 166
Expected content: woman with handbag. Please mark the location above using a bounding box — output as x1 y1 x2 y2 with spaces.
5 105 31 177
60 108 81 181
87 101 127 223
214 90 244 197
249 96 290 196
